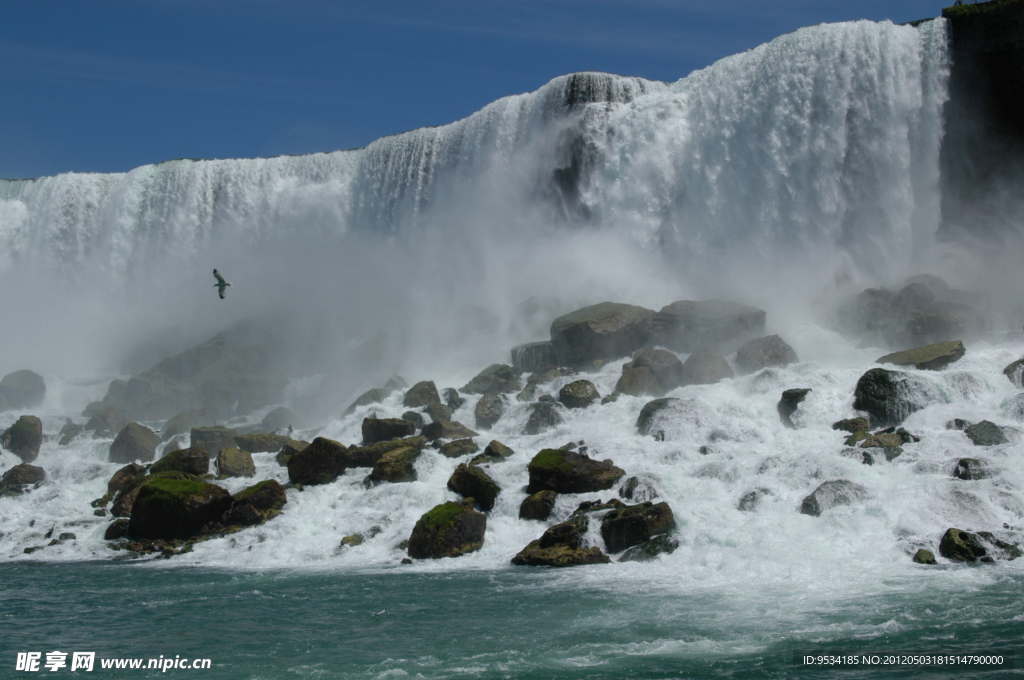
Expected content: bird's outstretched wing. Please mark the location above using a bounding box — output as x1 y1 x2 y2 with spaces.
219 286 227 299
213 269 227 285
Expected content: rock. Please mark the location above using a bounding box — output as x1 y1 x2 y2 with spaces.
852 368 932 428
0 370 45 408
964 420 1007 446
361 417 416 444
953 458 989 480
558 380 600 408
85 408 128 436
161 409 213 441
735 335 799 374
234 432 291 453
287 437 348 485
219 502 265 527
912 548 937 565
738 488 771 511
150 446 211 475
600 501 675 553
401 411 425 429
549 302 657 368
618 476 658 502
127 477 233 540
652 300 766 353
1003 358 1024 388
474 392 505 429
232 479 287 512
777 388 811 429
799 480 868 516
876 340 966 371
627 348 684 391
860 432 904 449
339 534 363 548
472 439 514 464
343 387 386 416
635 398 679 436
0 462 46 493
260 406 302 432
345 436 426 467
367 446 420 484
526 448 625 494
110 471 201 517
107 463 147 496
519 489 557 520
938 527 988 562
58 420 84 446
511 516 609 567
615 366 665 397
422 420 479 440
407 499 486 559
524 402 565 435
832 417 869 433
104 518 129 540
619 534 680 562
403 381 441 408
447 463 501 510
511 341 555 374
425 403 453 423
216 448 256 478
679 351 734 386
439 438 479 458
462 364 519 395
443 388 466 410
109 422 161 464
190 427 237 457
1 415 43 463
275 439 309 466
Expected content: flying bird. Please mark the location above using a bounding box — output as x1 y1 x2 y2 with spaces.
213 269 232 299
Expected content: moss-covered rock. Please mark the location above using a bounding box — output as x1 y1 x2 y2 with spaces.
519 489 557 520
558 380 600 409
190 427 237 457
439 438 479 458
600 501 676 553
232 479 287 512
938 528 988 562
287 437 348 485
422 420 479 440
407 499 486 559
401 411 425 430
912 548 937 565
403 381 441 408
876 340 966 371
832 417 869 433
526 448 624 494
511 541 610 567
104 518 129 540
275 439 309 466
216 448 256 478
1 415 43 463
361 417 416 444
799 480 868 517
109 422 161 464
234 432 291 453
150 446 211 476
444 387 466 410
424 403 452 424
106 463 147 496
470 439 514 466
367 446 420 484
461 364 519 395
447 463 500 510
110 471 201 517
127 477 233 539
345 436 426 468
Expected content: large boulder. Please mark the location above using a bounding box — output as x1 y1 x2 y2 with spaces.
447 463 501 511
150 446 211 475
511 342 555 374
652 300 766 353
190 427 237 457
361 417 416 444
110 470 201 517
474 392 505 429
161 409 212 441
403 381 441 408
1 415 43 463
127 477 233 539
550 302 656 368
0 370 46 409
558 380 600 408
519 489 557 520
524 402 564 435
615 366 665 397
511 516 609 567
799 480 868 516
275 439 309 466
635 398 679 436
407 499 486 559
107 463 147 496
778 388 811 429
287 437 348 485
964 420 1007 446
233 432 291 453
439 438 480 458
939 528 987 562
216 448 256 478
679 351 734 386
0 462 46 494
109 422 161 464
462 364 519 395
367 446 420 484
422 420 479 440
345 436 426 468
1003 358 1024 388
852 368 933 428
425 403 453 423
627 348 684 391
222 479 287 526
876 340 966 371
600 501 676 553
735 335 798 374
526 449 624 494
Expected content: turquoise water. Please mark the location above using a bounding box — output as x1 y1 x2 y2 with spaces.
3 562 1020 679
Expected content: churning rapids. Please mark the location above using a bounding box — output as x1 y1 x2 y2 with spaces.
1 14 1023 630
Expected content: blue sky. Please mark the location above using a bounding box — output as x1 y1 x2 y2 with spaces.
2 0 945 179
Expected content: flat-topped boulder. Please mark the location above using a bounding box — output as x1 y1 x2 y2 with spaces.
150 446 210 475
2 415 43 463
403 381 441 408
439 438 479 458
735 335 798 374
652 300 765 353
361 417 416 444
109 422 161 464
447 463 501 510
190 427 237 457
600 501 676 553
876 340 966 371
127 477 233 540
287 437 348 485
526 448 624 494
550 302 656 369
461 364 519 395
407 499 486 559
799 480 868 516
422 419 479 440
110 470 201 518
0 370 46 409
345 436 426 468
216 448 256 478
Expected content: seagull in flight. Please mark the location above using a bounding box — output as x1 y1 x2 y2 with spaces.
213 269 232 299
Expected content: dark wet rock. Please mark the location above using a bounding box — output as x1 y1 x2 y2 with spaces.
735 335 799 374
840 447 876 465
422 420 479 441
953 458 989 480
58 421 84 446
615 366 665 397
635 398 679 436
367 446 420 484
275 439 309 466
151 446 211 476
161 409 213 441
401 411 425 430
511 515 609 567
778 388 811 429
345 436 426 468
361 417 416 444
600 501 675 553
0 370 46 409
109 422 161 464
619 534 680 562
799 480 868 517
462 364 519 395
216 448 256 478
738 488 771 511
618 476 658 502
876 340 966 371
128 477 233 540
470 439 514 465
964 420 1007 446
425 403 454 424
912 548 937 565
190 427 237 457
1003 358 1024 388
260 406 302 432
219 502 265 527
439 438 480 458
408 499 486 559
860 433 904 449
550 302 657 368
474 392 506 429
234 432 291 453
104 518 130 540
287 437 348 485
832 417 870 433
233 479 287 512
975 532 1022 561
1 415 43 463
559 380 600 408
511 341 555 374
524 401 564 435
85 408 128 436
447 463 501 511
526 448 624 494
939 527 988 562
519 489 557 520
110 471 200 517
107 463 147 496
679 351 734 386
403 381 441 408
443 388 466 411
0 462 46 494
652 300 766 353
852 368 932 428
